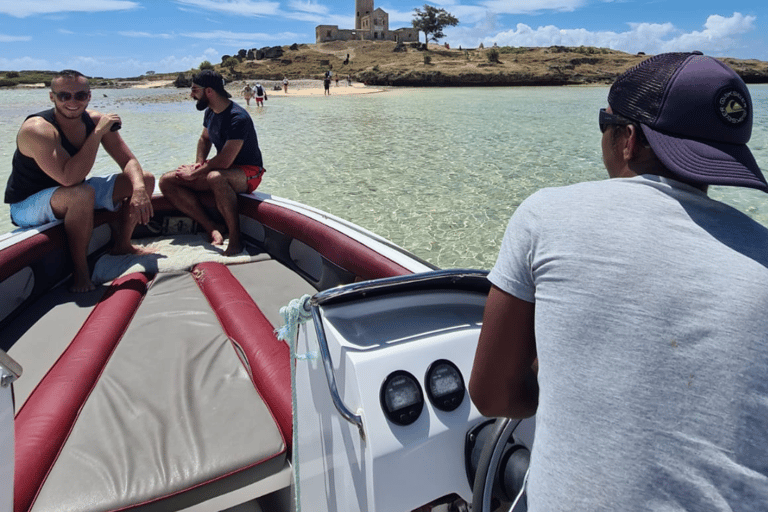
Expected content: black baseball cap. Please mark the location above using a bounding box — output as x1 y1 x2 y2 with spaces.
192 70 231 98
608 52 767 193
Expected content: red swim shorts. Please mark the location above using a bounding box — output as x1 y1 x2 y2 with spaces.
241 165 266 193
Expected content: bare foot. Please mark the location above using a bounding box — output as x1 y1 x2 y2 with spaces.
209 229 225 246
110 243 156 256
223 241 243 257
70 274 96 293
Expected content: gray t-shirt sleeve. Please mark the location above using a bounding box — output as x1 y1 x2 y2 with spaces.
487 195 539 303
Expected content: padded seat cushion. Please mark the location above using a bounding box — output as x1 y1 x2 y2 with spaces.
23 271 286 512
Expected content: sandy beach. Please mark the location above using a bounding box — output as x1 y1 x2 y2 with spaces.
228 79 384 98
127 78 384 97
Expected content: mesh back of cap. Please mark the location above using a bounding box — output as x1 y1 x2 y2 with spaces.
608 53 694 125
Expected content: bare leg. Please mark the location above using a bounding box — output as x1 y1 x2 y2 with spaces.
207 170 244 256
111 172 156 255
51 184 96 293
159 171 225 245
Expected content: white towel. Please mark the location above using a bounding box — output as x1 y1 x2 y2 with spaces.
92 234 268 284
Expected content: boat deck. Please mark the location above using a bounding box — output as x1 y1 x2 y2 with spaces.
5 256 316 512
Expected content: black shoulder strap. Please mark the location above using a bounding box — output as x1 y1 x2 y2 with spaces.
31 108 96 156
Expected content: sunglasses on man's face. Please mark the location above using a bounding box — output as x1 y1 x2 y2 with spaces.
54 90 90 102
599 108 632 133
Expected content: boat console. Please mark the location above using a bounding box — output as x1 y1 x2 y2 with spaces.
296 270 534 512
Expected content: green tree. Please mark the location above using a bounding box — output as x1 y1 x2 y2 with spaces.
411 4 458 48
199 61 214 70
222 57 240 71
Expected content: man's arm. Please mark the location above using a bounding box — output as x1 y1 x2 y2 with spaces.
469 285 538 419
180 132 244 180
195 128 212 165
197 139 243 173
16 113 118 186
97 112 153 223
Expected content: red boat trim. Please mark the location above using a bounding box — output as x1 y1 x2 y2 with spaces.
13 272 153 512
192 261 292 446
240 197 412 280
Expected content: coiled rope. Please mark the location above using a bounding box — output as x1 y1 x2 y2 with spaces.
276 294 315 512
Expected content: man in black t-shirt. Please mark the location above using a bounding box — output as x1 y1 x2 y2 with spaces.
159 70 265 256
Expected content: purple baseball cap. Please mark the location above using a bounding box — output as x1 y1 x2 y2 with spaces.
608 52 767 192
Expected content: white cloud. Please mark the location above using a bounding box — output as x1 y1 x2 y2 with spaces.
660 13 756 54
173 0 281 17
456 12 757 58
181 30 304 47
0 55 49 69
119 31 174 39
60 48 222 78
481 0 588 15
285 10 347 25
151 47 221 74
0 33 31 42
0 0 140 18
288 0 328 16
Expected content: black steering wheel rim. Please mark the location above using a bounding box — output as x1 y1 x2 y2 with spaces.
471 417 529 512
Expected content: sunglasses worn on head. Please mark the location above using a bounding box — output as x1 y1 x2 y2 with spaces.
54 90 90 102
599 108 632 133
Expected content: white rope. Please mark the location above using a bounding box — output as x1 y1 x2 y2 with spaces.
276 294 314 512
276 294 313 347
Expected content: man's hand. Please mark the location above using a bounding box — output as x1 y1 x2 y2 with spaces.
174 162 204 181
129 187 153 225
95 113 121 136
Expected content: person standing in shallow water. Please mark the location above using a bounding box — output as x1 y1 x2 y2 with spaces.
470 52 768 510
241 82 253 106
158 70 265 256
254 83 266 107
4 69 155 292
323 74 331 96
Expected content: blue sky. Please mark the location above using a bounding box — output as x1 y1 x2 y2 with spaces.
0 0 765 78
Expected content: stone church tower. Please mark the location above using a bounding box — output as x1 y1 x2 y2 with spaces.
316 0 418 43
355 0 374 30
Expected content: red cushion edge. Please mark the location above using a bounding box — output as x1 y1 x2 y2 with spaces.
14 272 152 512
192 262 292 447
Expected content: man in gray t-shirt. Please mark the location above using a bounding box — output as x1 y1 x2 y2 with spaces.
469 52 768 511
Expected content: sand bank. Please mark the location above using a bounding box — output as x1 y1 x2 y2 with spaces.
132 79 175 89
230 79 384 98
260 82 383 97
114 78 384 104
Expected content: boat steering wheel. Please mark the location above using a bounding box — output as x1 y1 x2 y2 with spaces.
471 418 530 512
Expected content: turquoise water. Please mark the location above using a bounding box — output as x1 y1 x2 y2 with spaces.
1 85 767 269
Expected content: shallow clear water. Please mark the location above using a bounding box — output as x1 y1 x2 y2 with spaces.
2 85 767 269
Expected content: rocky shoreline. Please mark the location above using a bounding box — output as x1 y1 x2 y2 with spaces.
4 43 768 90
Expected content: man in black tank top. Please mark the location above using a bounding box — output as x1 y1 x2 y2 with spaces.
3 70 155 292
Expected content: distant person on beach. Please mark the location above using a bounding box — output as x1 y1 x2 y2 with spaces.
241 82 253 106
347 75 352 86
158 70 265 256
323 74 331 96
254 83 266 107
470 52 768 510
4 69 155 292
282 77 289 93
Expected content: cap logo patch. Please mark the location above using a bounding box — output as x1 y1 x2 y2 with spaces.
717 89 748 125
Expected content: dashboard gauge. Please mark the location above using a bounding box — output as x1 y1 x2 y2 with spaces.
425 360 465 411
380 371 424 426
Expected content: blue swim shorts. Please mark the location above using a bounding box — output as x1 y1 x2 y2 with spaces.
10 174 120 228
